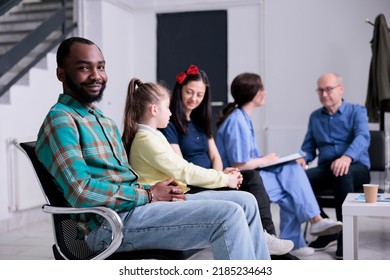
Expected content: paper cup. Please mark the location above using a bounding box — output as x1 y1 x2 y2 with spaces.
363 184 379 203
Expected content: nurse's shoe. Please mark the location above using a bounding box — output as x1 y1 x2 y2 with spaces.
310 218 343 236
290 246 315 258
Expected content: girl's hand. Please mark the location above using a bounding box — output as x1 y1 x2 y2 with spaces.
227 171 243 189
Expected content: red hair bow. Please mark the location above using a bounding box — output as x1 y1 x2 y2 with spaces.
176 64 200 84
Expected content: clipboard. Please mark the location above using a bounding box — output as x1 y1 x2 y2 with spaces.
258 151 306 169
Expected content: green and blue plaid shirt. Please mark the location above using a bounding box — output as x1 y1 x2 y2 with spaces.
36 94 150 234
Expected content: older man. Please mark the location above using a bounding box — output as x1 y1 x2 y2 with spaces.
297 73 370 259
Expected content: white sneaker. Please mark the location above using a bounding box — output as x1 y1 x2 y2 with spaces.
290 246 315 258
310 218 343 236
264 230 294 255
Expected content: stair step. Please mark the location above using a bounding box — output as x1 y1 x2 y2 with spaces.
0 32 29 44
1 70 30 87
0 40 53 84
14 2 73 13
0 68 30 89
0 21 41 33
0 29 62 48
0 9 73 23
0 90 10 104
0 43 14 55
0 18 73 33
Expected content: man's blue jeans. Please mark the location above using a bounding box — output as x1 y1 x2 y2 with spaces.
86 190 270 260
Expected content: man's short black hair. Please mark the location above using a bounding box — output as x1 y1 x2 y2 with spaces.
56 37 97 68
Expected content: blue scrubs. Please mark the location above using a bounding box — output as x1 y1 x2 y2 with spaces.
217 108 320 249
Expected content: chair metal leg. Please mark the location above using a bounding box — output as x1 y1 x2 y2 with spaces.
385 131 390 193
303 221 309 242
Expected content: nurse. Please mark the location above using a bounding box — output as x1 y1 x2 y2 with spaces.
216 72 342 258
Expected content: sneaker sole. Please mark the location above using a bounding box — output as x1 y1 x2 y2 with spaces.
311 224 342 236
268 242 295 256
311 240 337 251
290 248 315 258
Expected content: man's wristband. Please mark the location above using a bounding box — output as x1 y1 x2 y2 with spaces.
146 189 154 203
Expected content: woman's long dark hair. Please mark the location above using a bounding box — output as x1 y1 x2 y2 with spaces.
216 72 264 128
170 67 213 138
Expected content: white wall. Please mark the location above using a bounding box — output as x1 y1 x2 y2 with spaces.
0 54 61 231
264 0 390 154
0 0 389 230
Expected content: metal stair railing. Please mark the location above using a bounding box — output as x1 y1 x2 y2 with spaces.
0 0 22 17
0 0 77 98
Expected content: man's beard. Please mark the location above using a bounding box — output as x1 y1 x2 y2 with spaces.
64 73 106 103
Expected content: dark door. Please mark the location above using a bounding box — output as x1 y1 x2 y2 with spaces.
157 10 227 134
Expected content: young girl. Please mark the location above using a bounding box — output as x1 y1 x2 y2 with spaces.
121 78 242 191
160 64 295 259
216 72 343 257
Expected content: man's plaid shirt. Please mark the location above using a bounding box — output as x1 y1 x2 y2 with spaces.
36 94 150 234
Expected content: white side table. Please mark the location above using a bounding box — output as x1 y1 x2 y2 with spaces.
342 193 390 260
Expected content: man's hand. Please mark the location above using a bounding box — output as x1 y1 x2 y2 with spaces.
150 177 186 202
331 155 352 177
296 158 307 170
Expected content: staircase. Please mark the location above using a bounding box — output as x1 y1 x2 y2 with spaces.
0 0 77 102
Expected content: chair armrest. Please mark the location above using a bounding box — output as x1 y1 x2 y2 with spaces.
42 205 124 260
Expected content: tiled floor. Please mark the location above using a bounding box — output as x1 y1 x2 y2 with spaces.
0 217 54 260
0 204 389 260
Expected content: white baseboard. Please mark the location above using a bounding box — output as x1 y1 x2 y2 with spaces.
0 206 49 234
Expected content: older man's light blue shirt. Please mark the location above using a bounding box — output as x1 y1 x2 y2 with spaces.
301 101 370 169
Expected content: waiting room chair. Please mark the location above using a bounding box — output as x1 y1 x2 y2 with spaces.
368 130 390 192
15 141 202 260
